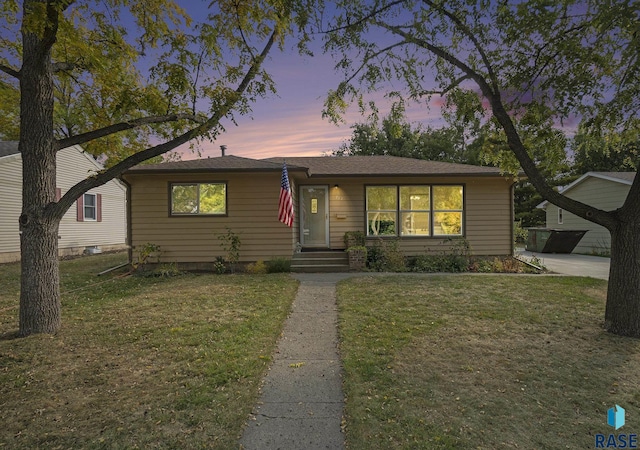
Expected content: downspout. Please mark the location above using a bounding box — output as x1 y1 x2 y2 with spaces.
510 179 516 256
119 176 133 264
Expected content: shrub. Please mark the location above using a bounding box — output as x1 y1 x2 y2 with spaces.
366 239 406 272
266 257 291 273
246 260 268 274
514 220 528 246
218 228 241 273
407 239 471 273
213 256 227 274
153 262 186 278
410 254 468 273
132 243 161 270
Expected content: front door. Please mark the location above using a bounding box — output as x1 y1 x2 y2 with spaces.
300 186 329 248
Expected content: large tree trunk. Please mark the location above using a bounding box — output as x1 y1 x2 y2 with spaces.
605 220 640 337
18 0 62 336
19 219 61 336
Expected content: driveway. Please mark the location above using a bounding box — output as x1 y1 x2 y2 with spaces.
517 249 610 280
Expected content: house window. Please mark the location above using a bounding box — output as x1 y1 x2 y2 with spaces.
76 193 102 222
170 183 227 215
366 185 464 237
84 193 97 221
366 186 397 235
400 186 431 236
432 185 463 236
558 208 563 224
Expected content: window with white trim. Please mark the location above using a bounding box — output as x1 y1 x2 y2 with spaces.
84 193 97 221
76 193 102 222
170 183 227 215
558 208 563 224
366 185 464 237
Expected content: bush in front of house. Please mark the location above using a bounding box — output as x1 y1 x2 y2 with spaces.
366 239 406 272
408 253 469 273
266 257 291 273
246 260 268 274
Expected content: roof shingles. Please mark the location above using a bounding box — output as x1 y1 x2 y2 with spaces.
125 155 299 173
264 155 503 177
125 154 505 177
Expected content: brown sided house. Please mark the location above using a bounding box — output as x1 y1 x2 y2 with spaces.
121 155 515 270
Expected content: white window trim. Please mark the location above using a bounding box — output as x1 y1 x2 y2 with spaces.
83 193 98 222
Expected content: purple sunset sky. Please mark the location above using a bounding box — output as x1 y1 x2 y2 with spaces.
174 2 449 161
179 45 447 161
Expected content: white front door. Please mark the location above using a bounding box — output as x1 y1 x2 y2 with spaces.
300 186 329 247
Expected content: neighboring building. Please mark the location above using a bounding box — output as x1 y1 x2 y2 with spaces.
0 141 127 263
537 171 636 254
121 154 515 268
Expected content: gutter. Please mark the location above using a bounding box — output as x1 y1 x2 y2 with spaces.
118 176 133 265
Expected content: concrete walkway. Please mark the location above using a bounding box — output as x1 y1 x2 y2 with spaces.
239 257 612 448
239 273 353 450
517 250 611 280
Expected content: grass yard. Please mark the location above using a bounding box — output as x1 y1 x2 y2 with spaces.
0 253 298 449
337 275 640 449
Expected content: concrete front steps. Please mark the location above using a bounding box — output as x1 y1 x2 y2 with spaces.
291 250 350 273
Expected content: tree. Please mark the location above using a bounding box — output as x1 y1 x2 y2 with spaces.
571 124 639 175
1 0 307 336
334 102 473 163
321 0 640 336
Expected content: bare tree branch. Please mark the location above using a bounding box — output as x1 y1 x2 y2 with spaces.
342 42 408 86
0 63 21 79
418 75 472 97
373 19 616 229
57 113 207 149
321 0 407 34
420 0 500 95
49 26 281 221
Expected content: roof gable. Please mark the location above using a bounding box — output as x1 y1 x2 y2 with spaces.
537 171 637 208
0 141 19 159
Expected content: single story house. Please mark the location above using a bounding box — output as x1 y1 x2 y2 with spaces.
0 141 128 263
121 154 515 268
537 171 637 254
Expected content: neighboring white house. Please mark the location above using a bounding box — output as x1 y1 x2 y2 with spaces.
0 141 127 263
538 171 636 255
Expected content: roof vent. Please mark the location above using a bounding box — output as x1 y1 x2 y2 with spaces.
220 145 227 156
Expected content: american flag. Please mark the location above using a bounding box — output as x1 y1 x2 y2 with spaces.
278 163 294 227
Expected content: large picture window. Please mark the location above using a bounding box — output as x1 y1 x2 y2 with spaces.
170 183 227 215
366 185 463 237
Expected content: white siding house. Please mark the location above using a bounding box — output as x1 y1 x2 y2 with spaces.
0 142 127 263
538 172 636 255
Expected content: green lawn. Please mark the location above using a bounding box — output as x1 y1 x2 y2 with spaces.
337 275 640 449
0 253 298 449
